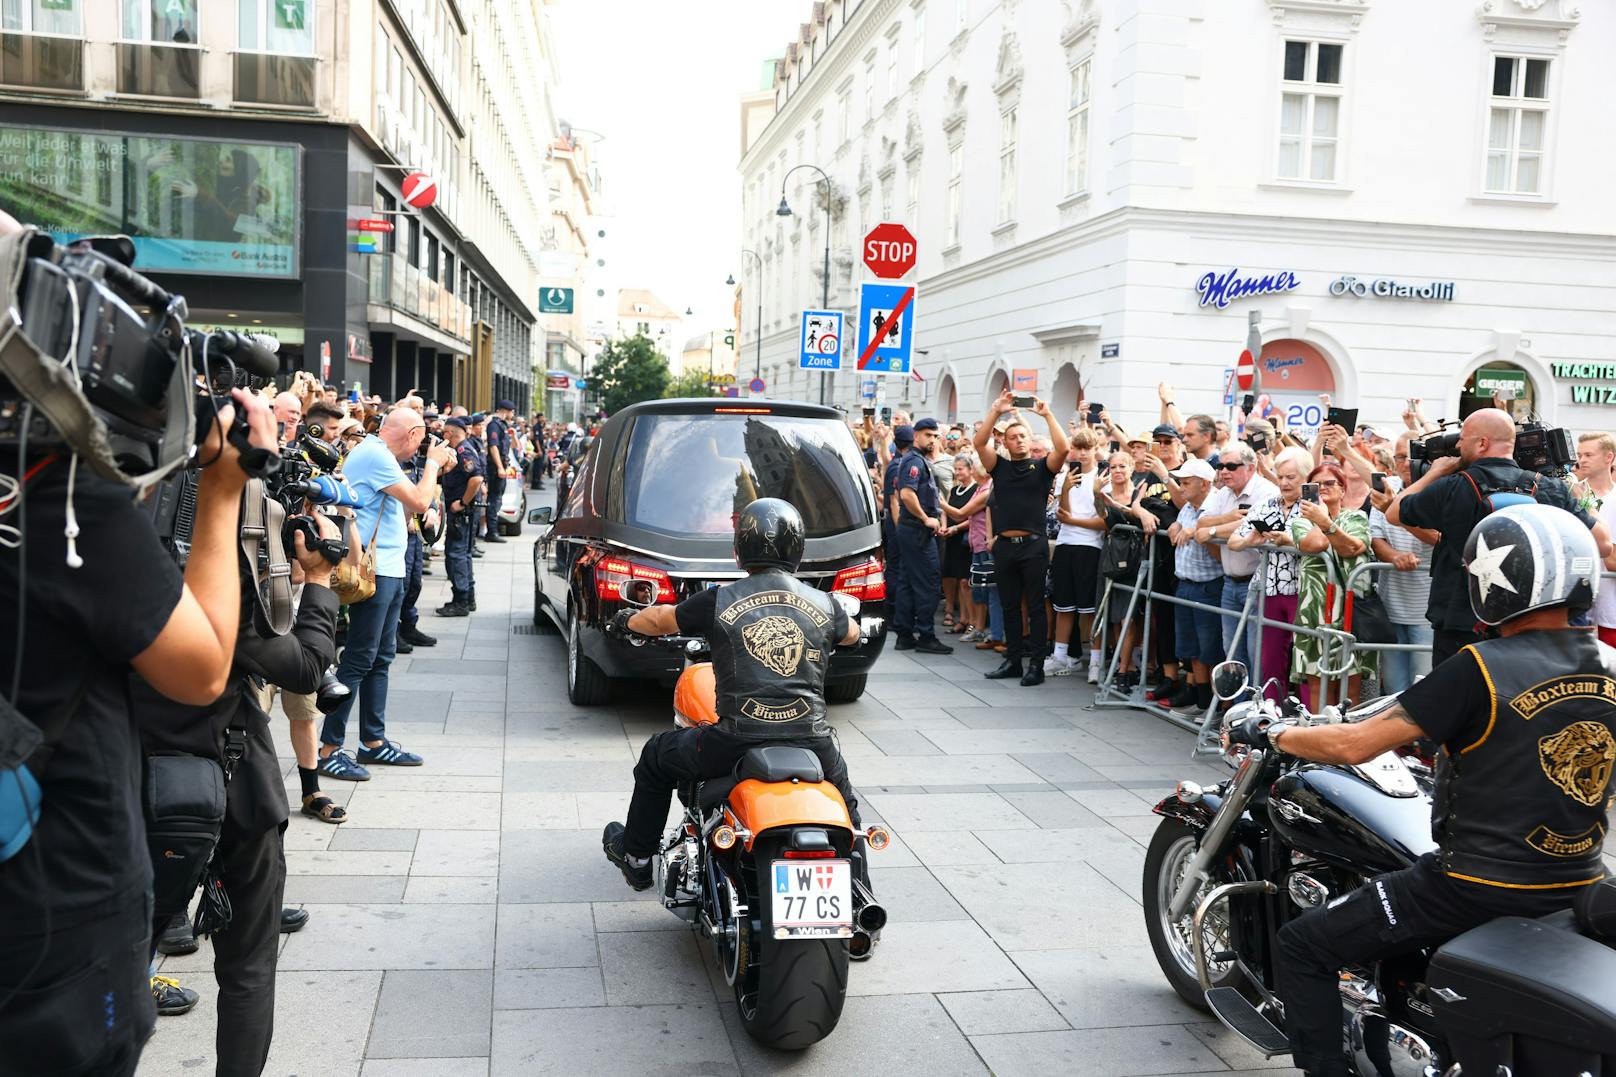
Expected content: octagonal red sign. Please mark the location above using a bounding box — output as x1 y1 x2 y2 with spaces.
863 223 916 279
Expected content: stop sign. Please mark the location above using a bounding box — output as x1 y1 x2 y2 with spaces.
402 171 438 210
1235 349 1256 391
863 223 917 279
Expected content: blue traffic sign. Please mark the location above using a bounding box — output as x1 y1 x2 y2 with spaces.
855 282 915 376
860 378 877 400
799 310 843 371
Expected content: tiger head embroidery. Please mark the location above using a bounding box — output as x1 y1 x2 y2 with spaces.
741 615 808 677
1538 721 1616 808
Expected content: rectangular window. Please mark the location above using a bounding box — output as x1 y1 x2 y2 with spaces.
1486 55 1550 195
913 8 925 75
880 174 894 220
1277 39 1343 182
863 60 874 120
1065 57 1091 194
998 108 1016 224
838 90 850 143
3 0 83 33
886 38 898 99
122 0 197 42
955 0 967 34
946 143 962 246
906 168 920 224
238 0 314 54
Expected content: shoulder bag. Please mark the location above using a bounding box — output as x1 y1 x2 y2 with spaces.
332 510 384 606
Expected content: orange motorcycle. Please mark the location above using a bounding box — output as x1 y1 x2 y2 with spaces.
615 587 887 1050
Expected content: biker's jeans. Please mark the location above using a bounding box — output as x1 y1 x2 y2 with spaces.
623 725 860 859
1275 852 1575 1075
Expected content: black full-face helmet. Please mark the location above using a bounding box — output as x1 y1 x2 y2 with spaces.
1464 504 1600 626
734 498 805 573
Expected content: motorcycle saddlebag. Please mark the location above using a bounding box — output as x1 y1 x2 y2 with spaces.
1427 916 1616 1075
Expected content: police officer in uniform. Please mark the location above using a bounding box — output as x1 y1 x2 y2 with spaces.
883 425 914 646
602 499 863 887
435 417 483 617
483 399 514 543
1224 504 1616 1076
894 418 953 654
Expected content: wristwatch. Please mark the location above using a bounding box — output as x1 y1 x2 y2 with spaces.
1324 522 1339 536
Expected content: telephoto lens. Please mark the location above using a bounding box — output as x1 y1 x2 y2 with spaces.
315 667 350 715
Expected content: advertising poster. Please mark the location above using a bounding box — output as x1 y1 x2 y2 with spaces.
0 123 301 279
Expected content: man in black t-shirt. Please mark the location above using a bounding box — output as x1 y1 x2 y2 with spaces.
973 389 1068 686
0 378 280 1074
1389 408 1610 666
1224 505 1615 1076
483 400 514 542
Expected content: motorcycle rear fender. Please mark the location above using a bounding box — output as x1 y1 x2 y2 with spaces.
1151 789 1224 831
727 778 853 850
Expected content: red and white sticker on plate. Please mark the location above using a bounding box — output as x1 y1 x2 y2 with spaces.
771 859 852 939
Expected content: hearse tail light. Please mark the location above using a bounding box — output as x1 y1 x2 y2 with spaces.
595 557 677 604
832 558 887 602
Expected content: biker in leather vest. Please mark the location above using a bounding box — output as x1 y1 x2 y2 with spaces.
1222 504 1615 1076
709 569 838 740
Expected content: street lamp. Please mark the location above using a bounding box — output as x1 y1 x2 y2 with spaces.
777 164 833 405
730 251 764 383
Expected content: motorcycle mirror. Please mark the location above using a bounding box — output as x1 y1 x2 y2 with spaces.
830 591 861 619
620 578 660 608
1210 660 1249 701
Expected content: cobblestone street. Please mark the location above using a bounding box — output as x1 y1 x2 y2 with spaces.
140 492 1291 1077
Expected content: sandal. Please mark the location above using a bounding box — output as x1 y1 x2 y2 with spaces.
942 613 957 631
301 794 348 825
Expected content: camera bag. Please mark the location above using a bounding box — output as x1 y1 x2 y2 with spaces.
143 751 226 923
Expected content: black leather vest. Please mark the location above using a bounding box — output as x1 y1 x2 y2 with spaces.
1435 630 1616 889
710 569 837 740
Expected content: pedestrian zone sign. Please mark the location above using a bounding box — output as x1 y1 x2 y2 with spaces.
856 281 915 376
799 310 843 371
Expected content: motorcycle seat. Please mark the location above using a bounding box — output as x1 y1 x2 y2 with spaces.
697 747 826 812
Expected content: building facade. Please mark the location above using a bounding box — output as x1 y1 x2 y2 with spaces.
0 0 556 411
616 287 683 360
737 0 1616 437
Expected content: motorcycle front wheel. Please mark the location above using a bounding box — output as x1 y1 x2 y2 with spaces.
1142 817 1243 1010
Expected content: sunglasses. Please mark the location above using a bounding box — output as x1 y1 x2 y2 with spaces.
1153 437 1177 445
1216 461 1244 471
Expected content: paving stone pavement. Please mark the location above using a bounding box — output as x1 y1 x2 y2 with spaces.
139 486 1296 1077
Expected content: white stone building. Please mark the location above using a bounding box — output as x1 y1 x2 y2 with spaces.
738 0 1616 438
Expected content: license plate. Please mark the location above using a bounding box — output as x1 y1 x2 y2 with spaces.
770 858 853 939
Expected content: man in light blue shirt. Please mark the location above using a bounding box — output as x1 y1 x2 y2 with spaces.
319 409 454 780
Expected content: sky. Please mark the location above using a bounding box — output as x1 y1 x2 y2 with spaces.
547 0 803 347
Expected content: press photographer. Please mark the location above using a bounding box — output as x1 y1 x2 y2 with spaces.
0 212 280 1077
1388 407 1612 664
133 508 343 1077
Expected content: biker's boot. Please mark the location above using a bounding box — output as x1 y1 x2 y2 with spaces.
602 822 653 891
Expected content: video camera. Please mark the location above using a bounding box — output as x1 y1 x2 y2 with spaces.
1409 419 1574 478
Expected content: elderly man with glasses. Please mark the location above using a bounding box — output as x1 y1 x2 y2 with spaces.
1193 442 1279 671
318 409 455 781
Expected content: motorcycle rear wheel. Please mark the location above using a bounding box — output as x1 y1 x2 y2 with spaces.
1143 817 1243 1011
735 934 848 1050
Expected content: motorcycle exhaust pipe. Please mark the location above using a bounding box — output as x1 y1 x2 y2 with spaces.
849 928 877 961
856 901 887 933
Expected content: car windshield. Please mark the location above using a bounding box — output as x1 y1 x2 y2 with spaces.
622 413 875 538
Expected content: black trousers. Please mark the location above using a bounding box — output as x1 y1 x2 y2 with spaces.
400 530 424 631
1275 852 1573 1075
992 536 1049 662
0 891 153 1077
624 725 859 858
1431 627 1480 669
483 473 505 537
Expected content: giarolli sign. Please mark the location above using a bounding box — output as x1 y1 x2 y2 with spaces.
1329 275 1455 302
1194 268 1301 309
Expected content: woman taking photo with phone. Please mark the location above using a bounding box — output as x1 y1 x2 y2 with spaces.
1227 448 1312 697
1288 460 1376 707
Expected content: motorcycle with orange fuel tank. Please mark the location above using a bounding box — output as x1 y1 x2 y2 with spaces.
610 581 889 1050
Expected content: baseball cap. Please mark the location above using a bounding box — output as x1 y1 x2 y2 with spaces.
893 424 915 444
496 398 515 410
913 417 939 432
446 417 470 430
1151 424 1182 441
1170 458 1216 481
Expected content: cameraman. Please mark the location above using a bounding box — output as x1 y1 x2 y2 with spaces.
134 513 343 1076
0 209 281 1077
1389 407 1611 665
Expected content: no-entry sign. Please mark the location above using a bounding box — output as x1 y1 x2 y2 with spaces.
1236 349 1256 391
863 223 916 279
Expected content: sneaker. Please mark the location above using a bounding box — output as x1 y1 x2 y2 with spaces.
398 625 438 647
1166 684 1198 710
915 636 954 655
959 629 981 643
318 750 371 782
151 976 199 1017
484 533 506 543
892 635 917 651
1087 663 1101 684
436 602 470 618
156 912 197 956
357 740 423 767
394 638 414 654
601 822 653 891
1043 655 1078 677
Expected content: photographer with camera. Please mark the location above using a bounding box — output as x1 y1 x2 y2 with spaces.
317 409 452 779
0 194 283 1077
134 510 343 1076
1388 408 1612 665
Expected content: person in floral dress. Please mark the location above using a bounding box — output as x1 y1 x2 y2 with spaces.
1289 461 1377 707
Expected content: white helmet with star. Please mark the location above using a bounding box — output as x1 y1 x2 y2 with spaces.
1464 504 1599 626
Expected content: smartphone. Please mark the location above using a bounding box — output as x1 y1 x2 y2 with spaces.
1301 482 1321 504
1087 401 1104 424
1326 407 1358 433
1012 394 1036 409
1250 517 1274 533
879 406 892 424
1371 472 1387 493
1249 432 1269 454
862 406 875 417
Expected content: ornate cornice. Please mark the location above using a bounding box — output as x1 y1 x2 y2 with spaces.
1265 0 1370 33
1476 0 1580 45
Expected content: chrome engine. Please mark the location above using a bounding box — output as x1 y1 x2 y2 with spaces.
1338 972 1444 1076
654 828 702 920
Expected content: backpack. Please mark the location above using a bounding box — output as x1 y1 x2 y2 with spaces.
1461 468 1539 515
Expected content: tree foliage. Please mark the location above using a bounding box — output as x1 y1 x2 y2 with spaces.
592 333 670 414
667 369 717 399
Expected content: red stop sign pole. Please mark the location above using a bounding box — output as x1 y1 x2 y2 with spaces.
863 223 917 279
